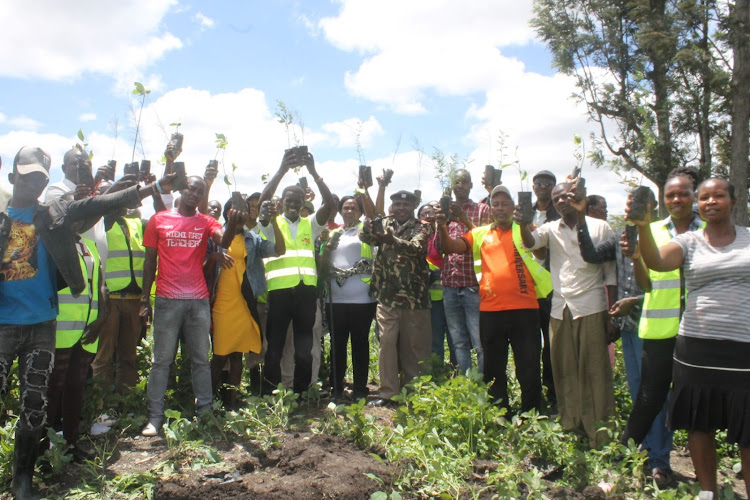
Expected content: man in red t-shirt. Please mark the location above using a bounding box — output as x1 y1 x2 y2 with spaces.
438 185 550 414
139 176 238 436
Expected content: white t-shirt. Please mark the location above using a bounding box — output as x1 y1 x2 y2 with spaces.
328 225 374 304
672 225 750 343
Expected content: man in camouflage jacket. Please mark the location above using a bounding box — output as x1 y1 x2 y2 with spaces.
360 190 432 407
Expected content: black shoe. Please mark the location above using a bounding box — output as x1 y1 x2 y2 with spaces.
367 398 397 408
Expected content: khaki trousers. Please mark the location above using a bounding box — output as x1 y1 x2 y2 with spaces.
91 298 141 390
376 304 431 400
550 308 614 448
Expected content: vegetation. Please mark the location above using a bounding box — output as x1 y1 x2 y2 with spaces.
531 0 749 224
0 328 744 498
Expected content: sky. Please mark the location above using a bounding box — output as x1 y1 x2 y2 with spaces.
0 0 649 216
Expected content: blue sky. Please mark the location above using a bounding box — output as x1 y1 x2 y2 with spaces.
0 0 643 214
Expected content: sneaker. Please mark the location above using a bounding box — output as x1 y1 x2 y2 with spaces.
141 422 159 437
652 468 672 489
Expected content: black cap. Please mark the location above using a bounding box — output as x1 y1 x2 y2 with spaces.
389 190 418 205
532 170 556 183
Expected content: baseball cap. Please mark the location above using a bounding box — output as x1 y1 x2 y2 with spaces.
14 146 51 179
490 185 513 203
532 170 556 183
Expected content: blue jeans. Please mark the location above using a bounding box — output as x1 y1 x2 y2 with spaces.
430 300 456 366
620 328 672 470
147 297 212 425
443 286 483 374
0 321 56 431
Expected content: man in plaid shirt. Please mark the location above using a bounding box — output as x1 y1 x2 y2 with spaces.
437 170 490 373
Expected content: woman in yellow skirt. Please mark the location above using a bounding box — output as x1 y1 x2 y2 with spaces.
208 195 284 408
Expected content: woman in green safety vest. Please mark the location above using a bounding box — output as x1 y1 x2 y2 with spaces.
46 236 107 455
319 195 376 400
627 176 750 499
619 167 704 485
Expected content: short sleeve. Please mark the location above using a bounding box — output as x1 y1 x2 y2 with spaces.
461 230 475 250
670 230 694 257
204 214 223 240
143 215 158 248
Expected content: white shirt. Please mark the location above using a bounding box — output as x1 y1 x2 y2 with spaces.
44 178 77 202
260 212 326 242
528 216 616 320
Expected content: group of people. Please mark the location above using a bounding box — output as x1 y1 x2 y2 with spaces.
0 139 747 500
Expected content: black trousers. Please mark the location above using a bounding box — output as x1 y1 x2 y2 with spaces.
621 336 676 444
480 308 542 413
265 283 317 393
326 302 377 395
538 295 555 404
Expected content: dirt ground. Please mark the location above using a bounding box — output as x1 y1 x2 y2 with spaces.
4 405 747 499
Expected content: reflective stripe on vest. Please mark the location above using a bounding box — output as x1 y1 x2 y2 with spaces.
105 217 145 291
427 260 443 301
57 237 100 353
330 222 373 285
265 216 317 291
638 219 705 339
470 223 553 299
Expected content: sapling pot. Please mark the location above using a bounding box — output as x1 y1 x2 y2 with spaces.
485 165 502 189
517 191 534 224
624 225 638 257
628 185 654 222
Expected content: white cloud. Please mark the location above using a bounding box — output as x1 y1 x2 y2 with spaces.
320 116 384 149
193 12 215 30
319 0 535 113
316 0 641 213
0 0 181 81
79 113 97 122
0 113 42 131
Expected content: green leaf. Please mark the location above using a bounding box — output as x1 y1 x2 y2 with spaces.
369 491 388 500
232 162 238 171
223 175 232 186
573 133 582 145
133 81 146 95
169 122 182 127
77 129 85 141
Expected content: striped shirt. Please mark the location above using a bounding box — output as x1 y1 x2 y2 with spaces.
672 225 750 343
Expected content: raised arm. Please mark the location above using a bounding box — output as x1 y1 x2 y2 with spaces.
304 153 336 226
436 213 470 254
259 150 296 205
626 197 684 272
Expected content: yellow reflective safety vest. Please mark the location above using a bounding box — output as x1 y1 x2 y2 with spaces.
638 219 705 339
470 222 553 299
427 260 443 301
104 217 145 292
264 215 317 291
56 237 100 353
329 222 373 285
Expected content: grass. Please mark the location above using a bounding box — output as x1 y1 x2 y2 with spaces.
0 325 744 498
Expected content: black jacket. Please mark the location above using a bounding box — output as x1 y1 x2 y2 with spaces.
0 186 146 297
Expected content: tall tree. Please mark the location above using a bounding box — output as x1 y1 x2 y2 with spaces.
531 0 740 215
728 0 749 224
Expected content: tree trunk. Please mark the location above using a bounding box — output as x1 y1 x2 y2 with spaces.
729 0 750 226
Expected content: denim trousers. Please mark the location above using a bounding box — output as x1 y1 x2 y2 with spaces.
147 297 212 425
621 332 674 471
430 299 456 366
443 286 483 374
0 320 56 431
